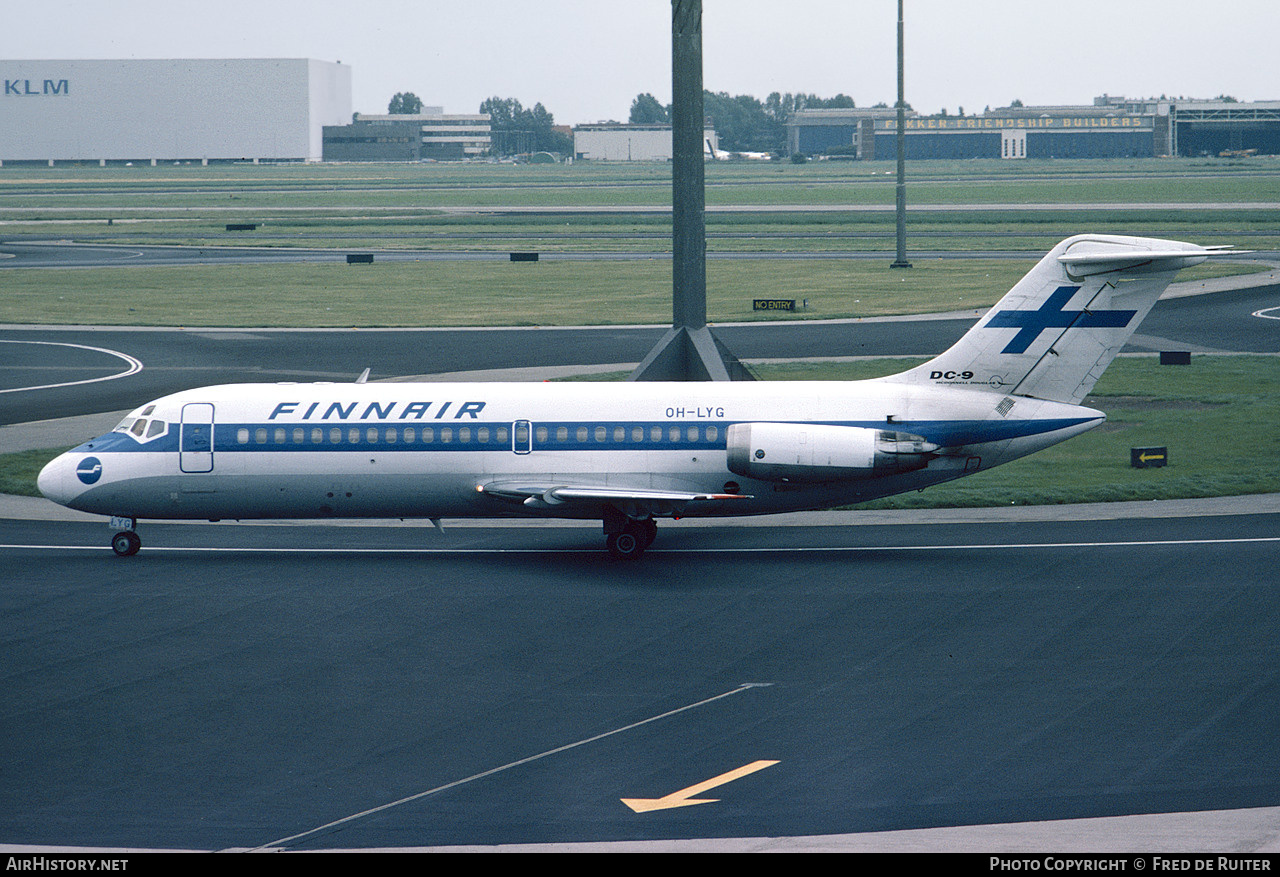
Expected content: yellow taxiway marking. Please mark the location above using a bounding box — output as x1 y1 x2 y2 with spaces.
621 760 779 813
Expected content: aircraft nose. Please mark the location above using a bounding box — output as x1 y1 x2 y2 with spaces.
37 453 78 506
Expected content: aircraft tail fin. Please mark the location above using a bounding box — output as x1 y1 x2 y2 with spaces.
881 235 1231 405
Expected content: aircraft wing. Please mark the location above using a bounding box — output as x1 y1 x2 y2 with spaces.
477 481 752 517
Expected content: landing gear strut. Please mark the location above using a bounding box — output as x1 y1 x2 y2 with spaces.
110 517 140 556
603 510 657 560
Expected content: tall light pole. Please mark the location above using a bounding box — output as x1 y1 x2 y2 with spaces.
891 0 912 269
630 0 751 381
670 0 707 331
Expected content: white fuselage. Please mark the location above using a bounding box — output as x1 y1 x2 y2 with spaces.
38 378 1104 523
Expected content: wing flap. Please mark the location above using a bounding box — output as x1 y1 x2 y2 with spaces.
477 481 752 516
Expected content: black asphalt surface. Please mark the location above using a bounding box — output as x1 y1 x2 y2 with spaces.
2 513 1277 850
2 240 1276 269
0 321 962 424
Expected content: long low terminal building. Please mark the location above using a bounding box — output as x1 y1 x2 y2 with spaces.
788 96 1280 159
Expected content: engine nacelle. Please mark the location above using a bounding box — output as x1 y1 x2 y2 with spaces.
726 422 938 483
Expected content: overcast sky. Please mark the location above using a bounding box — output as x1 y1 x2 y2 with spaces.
4 0 1277 123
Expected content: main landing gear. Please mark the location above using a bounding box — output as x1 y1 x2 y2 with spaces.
110 517 141 556
603 510 657 560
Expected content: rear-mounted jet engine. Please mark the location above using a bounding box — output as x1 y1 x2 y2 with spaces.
726 423 939 483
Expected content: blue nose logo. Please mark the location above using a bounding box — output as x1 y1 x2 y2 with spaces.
76 457 103 485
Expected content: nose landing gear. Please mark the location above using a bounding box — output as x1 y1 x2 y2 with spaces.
109 517 141 556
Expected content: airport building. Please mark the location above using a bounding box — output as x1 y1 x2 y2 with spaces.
1162 99 1280 156
321 112 492 161
787 96 1280 159
572 124 720 161
785 106 909 158
0 59 351 165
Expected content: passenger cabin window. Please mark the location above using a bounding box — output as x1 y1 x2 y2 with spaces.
221 418 726 452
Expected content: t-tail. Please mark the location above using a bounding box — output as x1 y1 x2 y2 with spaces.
882 234 1234 405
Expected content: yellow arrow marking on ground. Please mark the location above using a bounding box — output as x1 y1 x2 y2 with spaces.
621 760 779 813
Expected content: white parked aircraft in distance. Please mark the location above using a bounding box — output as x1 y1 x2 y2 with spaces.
38 235 1230 558
706 138 771 161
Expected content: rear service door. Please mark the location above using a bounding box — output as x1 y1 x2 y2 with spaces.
180 403 215 473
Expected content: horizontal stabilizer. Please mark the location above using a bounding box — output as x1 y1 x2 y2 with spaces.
1056 238 1237 276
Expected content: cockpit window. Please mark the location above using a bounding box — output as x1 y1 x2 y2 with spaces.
115 416 168 441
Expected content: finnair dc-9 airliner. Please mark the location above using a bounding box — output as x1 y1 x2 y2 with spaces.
38 235 1229 558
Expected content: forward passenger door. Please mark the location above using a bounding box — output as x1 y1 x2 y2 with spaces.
179 403 215 473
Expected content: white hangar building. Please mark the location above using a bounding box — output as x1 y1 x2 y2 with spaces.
0 59 351 164
573 124 720 161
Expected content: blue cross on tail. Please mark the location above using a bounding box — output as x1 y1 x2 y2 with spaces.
984 285 1137 355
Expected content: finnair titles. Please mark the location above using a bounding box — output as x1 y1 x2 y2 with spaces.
38 235 1232 558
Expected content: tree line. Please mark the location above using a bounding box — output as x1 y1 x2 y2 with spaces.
387 90 867 156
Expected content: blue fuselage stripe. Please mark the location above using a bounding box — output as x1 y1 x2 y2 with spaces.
79 417 1099 456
